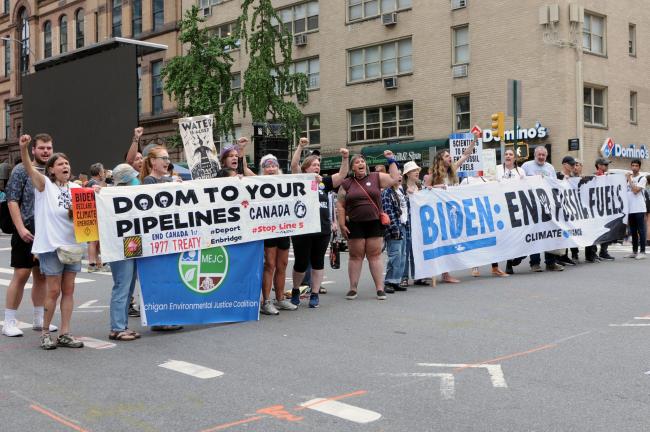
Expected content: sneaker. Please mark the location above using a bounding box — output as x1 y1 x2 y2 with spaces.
376 290 387 300
32 316 58 332
99 264 111 272
394 284 407 292
260 300 279 315
56 333 84 348
2 319 24 337
345 290 358 300
384 284 395 294
531 264 543 272
625 253 637 258
558 256 576 266
599 253 615 261
151 325 183 331
318 286 328 294
40 333 56 350
87 264 101 273
275 299 298 311
309 293 319 308
491 267 509 277
546 263 565 272
635 252 647 260
290 288 301 306
399 278 409 288
128 306 141 317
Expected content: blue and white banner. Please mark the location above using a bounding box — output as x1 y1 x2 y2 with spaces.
411 175 629 277
137 241 263 326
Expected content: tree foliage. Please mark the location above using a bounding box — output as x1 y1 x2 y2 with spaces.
161 6 238 139
237 0 308 141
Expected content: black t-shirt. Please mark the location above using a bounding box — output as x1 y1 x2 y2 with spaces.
318 176 334 234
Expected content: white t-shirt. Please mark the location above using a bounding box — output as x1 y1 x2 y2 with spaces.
32 177 80 254
627 174 648 214
521 160 556 178
396 187 408 224
496 164 525 181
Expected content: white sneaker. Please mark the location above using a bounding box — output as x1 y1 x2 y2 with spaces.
635 253 647 260
625 253 637 258
33 317 58 333
275 299 298 311
260 300 279 315
2 319 24 337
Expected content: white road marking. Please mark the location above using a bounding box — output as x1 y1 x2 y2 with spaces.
78 300 109 309
77 336 116 350
299 398 381 423
0 279 31 289
0 247 11 251
158 360 224 379
609 323 650 327
634 316 650 320
321 281 335 285
418 363 508 388
384 372 455 400
0 320 32 330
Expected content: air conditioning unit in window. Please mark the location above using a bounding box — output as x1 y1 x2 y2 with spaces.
451 0 467 10
201 7 211 17
383 76 398 89
294 33 307 46
382 12 397 26
452 64 468 78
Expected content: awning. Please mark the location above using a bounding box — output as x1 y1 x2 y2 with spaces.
361 139 448 167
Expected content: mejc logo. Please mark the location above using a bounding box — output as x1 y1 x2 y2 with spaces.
600 138 615 157
178 247 229 294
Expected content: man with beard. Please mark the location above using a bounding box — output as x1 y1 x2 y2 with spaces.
2 134 58 336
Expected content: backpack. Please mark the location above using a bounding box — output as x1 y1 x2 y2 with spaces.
0 200 15 234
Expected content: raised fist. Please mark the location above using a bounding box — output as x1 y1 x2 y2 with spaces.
299 137 309 148
339 148 349 158
134 127 143 138
19 134 31 149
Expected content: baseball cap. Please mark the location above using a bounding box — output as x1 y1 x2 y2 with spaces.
561 156 576 165
595 158 611 166
112 163 139 185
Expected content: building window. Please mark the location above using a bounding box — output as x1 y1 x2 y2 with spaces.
291 58 319 89
43 21 52 58
153 0 164 31
453 26 469 64
112 0 122 37
3 0 8 14
207 22 240 50
454 94 470 131
19 9 29 74
75 9 84 49
132 0 142 37
629 24 636 56
59 15 68 54
3 38 9 77
349 38 412 83
584 86 606 126
301 114 320 145
220 73 241 104
216 126 243 152
630 91 638 124
4 102 9 140
272 1 319 34
348 0 411 21
151 60 163 115
582 13 605 55
349 103 413 142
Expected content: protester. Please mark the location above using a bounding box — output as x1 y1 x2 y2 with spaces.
496 149 527 274
105 164 141 341
424 139 476 283
382 174 408 293
257 154 296 314
555 156 579 267
588 158 616 262
86 163 109 273
401 161 426 286
2 134 57 337
337 151 399 300
218 138 255 177
126 127 144 174
625 159 647 259
289 138 349 308
18 134 84 350
521 146 564 272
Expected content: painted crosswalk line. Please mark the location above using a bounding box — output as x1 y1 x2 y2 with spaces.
158 360 224 379
77 336 116 350
299 398 381 424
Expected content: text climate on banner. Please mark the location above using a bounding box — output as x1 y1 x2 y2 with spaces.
410 175 628 277
450 133 483 178
179 114 220 179
95 174 320 262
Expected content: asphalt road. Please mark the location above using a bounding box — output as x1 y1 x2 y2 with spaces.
0 235 649 432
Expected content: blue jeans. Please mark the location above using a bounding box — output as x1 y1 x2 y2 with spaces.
384 225 406 285
402 234 414 280
109 259 137 332
529 253 556 266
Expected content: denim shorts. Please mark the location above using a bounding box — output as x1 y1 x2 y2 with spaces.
38 251 81 276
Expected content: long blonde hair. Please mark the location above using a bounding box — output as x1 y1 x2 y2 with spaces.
139 146 167 181
429 149 458 186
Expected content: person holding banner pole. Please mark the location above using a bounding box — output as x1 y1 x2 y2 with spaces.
289 138 349 308
337 152 399 300
424 139 476 283
401 161 425 287
497 148 527 275
18 134 84 350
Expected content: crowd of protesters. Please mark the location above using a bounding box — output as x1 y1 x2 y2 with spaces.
1 129 649 350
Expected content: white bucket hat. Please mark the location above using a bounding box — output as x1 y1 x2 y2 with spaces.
402 161 421 175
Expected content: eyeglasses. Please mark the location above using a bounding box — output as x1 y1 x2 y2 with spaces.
155 156 170 161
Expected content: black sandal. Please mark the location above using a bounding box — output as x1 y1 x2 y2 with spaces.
109 331 136 341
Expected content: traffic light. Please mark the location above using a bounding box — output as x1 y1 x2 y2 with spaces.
491 112 505 140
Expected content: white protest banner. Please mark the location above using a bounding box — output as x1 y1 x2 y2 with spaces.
179 114 220 179
411 175 628 277
96 174 320 262
450 133 482 178
481 149 497 180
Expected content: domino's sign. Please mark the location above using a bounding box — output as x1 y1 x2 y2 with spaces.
600 137 649 160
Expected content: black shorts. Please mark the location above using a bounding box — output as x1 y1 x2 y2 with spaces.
292 233 331 272
346 219 384 240
11 228 38 269
264 236 290 250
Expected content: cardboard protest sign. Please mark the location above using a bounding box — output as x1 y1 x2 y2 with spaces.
450 133 483 178
179 114 220 179
71 188 99 242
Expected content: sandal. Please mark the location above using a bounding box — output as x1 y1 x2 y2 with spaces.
126 329 141 339
109 331 136 341
399 279 409 288
319 286 327 294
